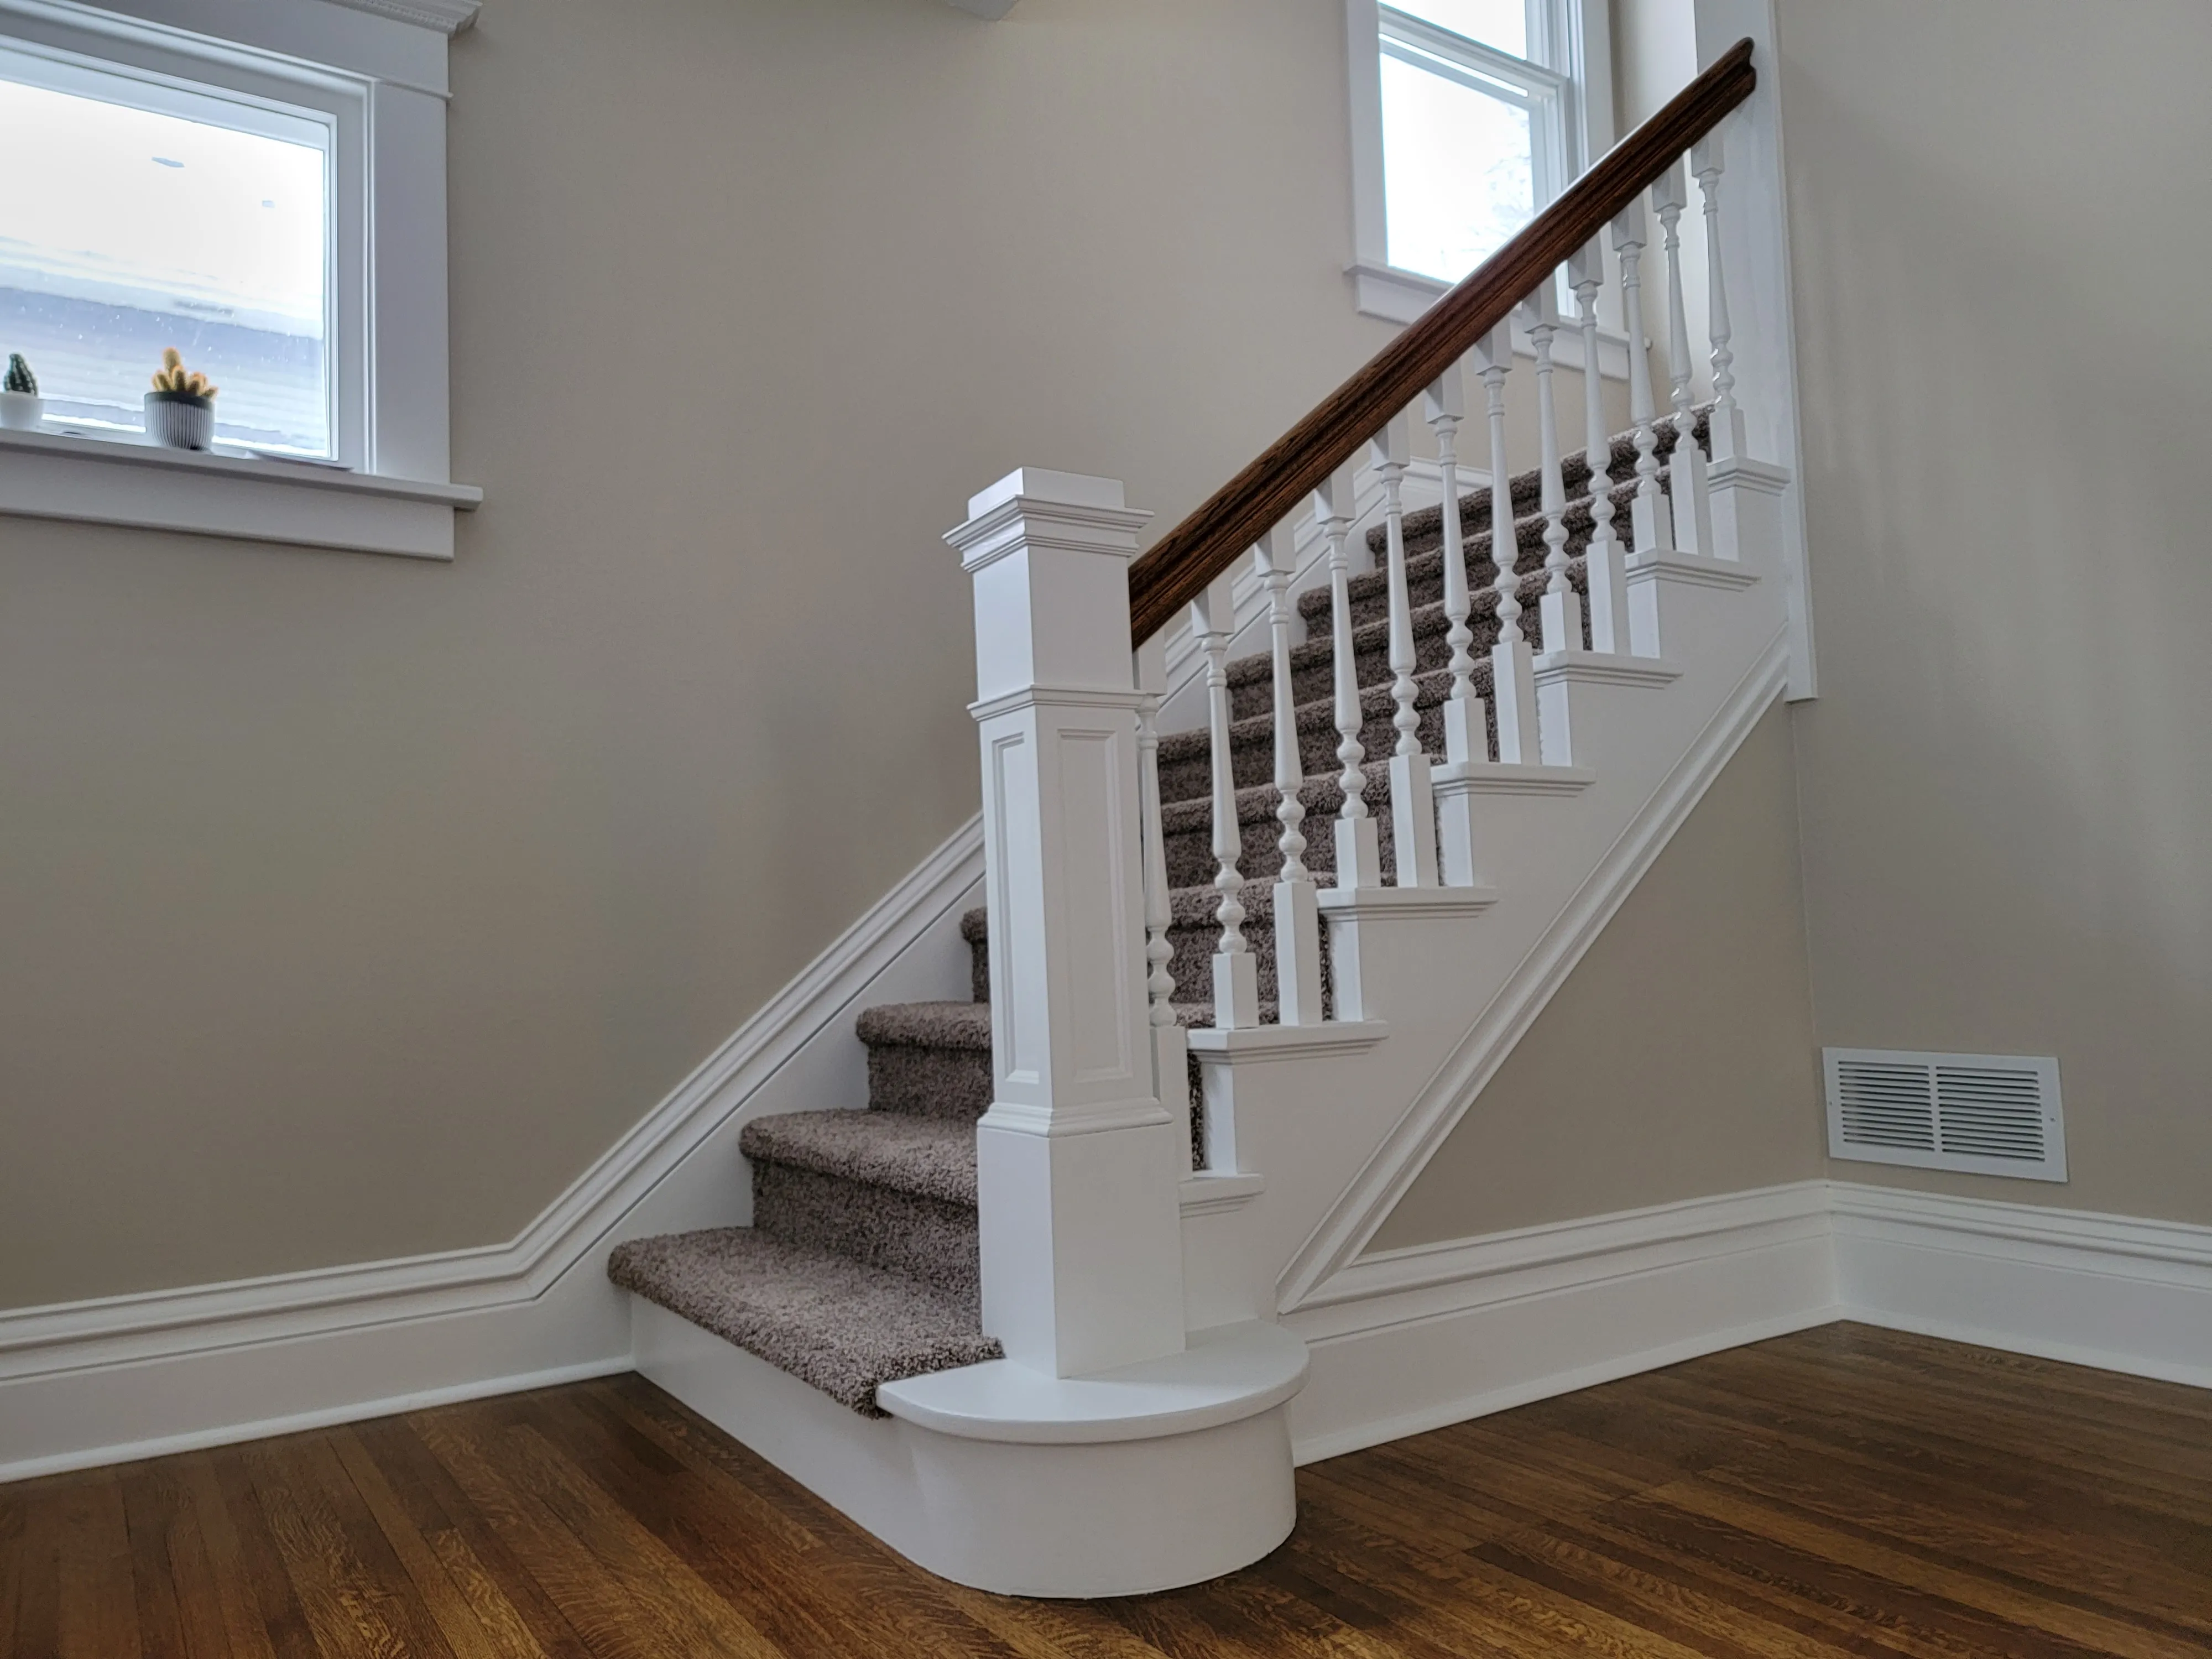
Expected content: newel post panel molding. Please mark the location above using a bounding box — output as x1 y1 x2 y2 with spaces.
946 469 1188 1379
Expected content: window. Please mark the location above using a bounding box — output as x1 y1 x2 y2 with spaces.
1346 0 1611 325
0 0 480 559
1 47 335 456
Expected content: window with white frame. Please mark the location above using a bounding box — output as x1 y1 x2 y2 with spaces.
1 44 338 456
1347 0 1610 324
0 0 478 559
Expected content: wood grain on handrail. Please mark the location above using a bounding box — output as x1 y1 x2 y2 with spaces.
1125 37 1755 645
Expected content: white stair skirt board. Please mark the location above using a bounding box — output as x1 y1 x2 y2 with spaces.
633 1301 1306 1598
0 818 987 1483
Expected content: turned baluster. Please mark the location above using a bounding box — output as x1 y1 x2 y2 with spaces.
1256 523 1322 1022
1569 237 1628 653
1134 634 1191 1166
1693 130 1745 467
1610 200 1671 560
1472 322 1540 763
1371 414 1438 886
1526 288 1582 659
1424 362 1485 766
1652 159 1713 558
1193 577 1258 1029
1317 465 1381 888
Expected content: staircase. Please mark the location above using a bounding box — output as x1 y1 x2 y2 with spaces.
607 33 1808 1600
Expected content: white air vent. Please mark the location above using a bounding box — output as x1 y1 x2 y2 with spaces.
1823 1048 2065 1181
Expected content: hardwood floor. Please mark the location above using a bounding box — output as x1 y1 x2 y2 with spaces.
5 1322 2208 1657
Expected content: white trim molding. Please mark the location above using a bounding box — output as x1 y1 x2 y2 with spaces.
0 0 479 554
1288 1181 1835 1462
0 817 987 1482
0 427 481 559
1288 1178 2212 1464
1831 1183 2212 1392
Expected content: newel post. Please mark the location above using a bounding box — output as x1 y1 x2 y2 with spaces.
945 468 1188 1379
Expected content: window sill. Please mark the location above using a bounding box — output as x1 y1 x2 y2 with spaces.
1347 261 1632 379
0 426 481 560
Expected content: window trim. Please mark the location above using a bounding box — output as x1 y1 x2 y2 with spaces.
0 0 481 559
1345 0 1618 336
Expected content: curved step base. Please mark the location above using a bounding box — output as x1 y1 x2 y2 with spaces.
632 1300 1302 1597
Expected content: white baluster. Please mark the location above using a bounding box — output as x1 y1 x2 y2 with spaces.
1569 237 1629 653
1526 288 1583 659
1693 129 1745 467
1652 159 1713 559
1194 576 1259 1029
1610 200 1672 562
1371 414 1438 887
1472 322 1540 764
1423 362 1485 766
1134 633 1191 1168
1256 523 1322 1023
1317 465 1382 889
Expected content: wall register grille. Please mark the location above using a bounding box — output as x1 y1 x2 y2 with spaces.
1823 1048 2066 1181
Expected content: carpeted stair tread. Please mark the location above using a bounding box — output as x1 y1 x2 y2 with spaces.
740 1109 977 1206
609 1229 1000 1416
855 999 993 1050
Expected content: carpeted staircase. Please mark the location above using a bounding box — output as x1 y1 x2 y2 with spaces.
609 418 1703 1413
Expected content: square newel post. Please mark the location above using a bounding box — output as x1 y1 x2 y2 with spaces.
945 468 1188 1380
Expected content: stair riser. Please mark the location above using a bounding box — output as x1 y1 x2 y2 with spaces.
867 1041 993 1120
751 1162 980 1306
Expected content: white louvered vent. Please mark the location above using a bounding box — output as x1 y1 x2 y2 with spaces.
1823 1048 2065 1181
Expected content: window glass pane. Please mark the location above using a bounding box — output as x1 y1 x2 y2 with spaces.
1380 56 1533 283
0 66 330 455
1390 0 1527 59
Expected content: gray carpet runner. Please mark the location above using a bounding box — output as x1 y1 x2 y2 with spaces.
611 416 1707 1413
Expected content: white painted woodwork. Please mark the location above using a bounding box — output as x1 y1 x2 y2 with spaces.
1316 466 1383 889
1689 0 1818 698
1610 199 1673 565
1426 362 1488 891
1195 576 1261 1030
1370 415 1439 888
947 469 1187 1379
1258 525 1324 1025
1569 237 1629 651
637 1303 1304 1598
1525 287 1584 661
1472 323 1541 764
1423 366 1484 766
1651 159 1714 561
1135 634 1193 1169
1692 131 1746 467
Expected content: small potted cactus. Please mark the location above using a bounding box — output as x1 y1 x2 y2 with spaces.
144 347 218 450
0 352 41 430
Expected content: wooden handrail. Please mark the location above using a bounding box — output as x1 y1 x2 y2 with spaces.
1125 37 1756 645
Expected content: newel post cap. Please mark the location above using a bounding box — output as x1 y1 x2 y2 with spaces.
946 468 1154 575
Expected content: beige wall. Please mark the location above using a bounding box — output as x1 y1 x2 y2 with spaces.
3 0 1426 1310
1373 706 1824 1250
1772 0 2212 1225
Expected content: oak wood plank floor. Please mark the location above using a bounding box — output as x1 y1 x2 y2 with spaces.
6 1323 2207 1657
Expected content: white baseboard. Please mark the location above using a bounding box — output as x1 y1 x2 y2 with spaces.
1286 1178 2212 1467
1286 1181 1838 1463
0 818 985 1484
1832 1182 2212 1391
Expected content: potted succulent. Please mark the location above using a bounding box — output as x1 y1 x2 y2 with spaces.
144 347 218 450
0 352 41 430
